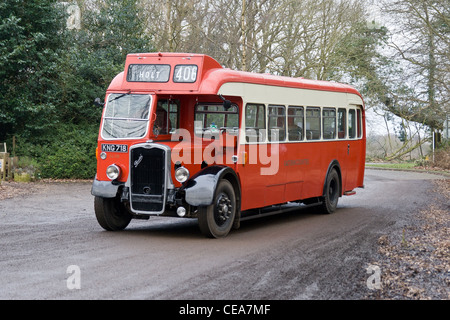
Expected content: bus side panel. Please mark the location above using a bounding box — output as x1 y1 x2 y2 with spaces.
352 138 366 189
296 142 340 200
237 144 268 211
238 137 365 212
264 143 287 205
237 143 285 210
345 140 360 191
239 141 340 211
283 142 304 203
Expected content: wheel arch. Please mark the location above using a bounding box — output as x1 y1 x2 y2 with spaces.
323 160 343 197
182 165 241 208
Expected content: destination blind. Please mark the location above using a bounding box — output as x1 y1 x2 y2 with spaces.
127 64 171 82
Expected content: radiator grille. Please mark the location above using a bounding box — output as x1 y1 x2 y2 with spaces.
130 146 166 212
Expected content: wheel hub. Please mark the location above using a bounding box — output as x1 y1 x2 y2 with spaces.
216 194 232 224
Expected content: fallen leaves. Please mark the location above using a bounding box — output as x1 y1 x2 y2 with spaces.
368 179 450 300
0 181 45 201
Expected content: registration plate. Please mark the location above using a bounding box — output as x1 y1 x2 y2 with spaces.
101 144 128 153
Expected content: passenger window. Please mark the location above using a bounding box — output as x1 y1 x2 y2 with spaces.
305 107 320 140
155 99 179 135
245 103 266 142
348 109 356 139
194 103 239 137
357 107 362 138
338 108 346 139
268 105 286 142
322 108 336 139
288 106 304 141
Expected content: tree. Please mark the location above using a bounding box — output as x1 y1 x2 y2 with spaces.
40 0 155 179
143 0 375 81
381 0 449 131
0 0 66 141
80 0 153 65
0 0 155 178
55 0 154 125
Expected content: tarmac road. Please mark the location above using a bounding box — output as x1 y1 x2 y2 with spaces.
0 169 446 300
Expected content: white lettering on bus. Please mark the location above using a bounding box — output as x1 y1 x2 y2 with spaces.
171 124 279 175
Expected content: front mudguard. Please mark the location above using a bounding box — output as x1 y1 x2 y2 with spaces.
181 165 240 207
91 175 120 198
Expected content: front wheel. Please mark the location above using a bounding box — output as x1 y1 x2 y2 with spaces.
94 196 132 231
198 179 236 238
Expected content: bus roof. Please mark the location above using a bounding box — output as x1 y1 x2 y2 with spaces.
107 52 362 99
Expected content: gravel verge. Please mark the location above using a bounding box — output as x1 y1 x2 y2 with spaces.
0 179 91 201
366 178 449 300
0 181 42 200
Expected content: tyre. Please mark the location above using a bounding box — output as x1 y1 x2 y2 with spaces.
319 169 340 214
94 196 132 231
198 179 236 238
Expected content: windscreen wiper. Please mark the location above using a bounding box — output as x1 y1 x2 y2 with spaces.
109 91 131 103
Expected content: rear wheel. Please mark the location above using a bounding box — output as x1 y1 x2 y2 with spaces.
319 169 340 214
198 179 236 238
94 196 132 231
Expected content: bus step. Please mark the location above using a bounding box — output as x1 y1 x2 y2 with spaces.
240 201 319 222
344 190 356 196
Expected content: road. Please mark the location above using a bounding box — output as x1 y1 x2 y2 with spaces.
0 169 446 300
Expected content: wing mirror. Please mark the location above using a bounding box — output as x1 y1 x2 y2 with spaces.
94 97 104 107
219 94 232 110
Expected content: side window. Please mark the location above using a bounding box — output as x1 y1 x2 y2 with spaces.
322 108 336 139
268 105 286 142
348 109 356 139
169 102 179 133
155 99 179 135
338 108 346 139
194 103 239 136
305 107 321 140
288 106 304 141
357 107 362 138
245 103 266 142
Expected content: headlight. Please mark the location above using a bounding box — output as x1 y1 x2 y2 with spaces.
175 166 189 183
106 164 120 180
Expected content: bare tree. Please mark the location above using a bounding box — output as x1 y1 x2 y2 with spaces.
140 0 372 79
381 0 449 131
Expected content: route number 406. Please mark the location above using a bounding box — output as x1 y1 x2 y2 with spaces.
174 65 198 83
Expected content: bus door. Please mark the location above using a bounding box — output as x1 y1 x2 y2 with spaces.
337 107 350 191
339 105 362 192
345 105 363 191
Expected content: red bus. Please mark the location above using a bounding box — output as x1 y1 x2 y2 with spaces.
92 52 365 238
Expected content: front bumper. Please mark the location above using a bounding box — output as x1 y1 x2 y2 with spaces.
91 175 120 198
